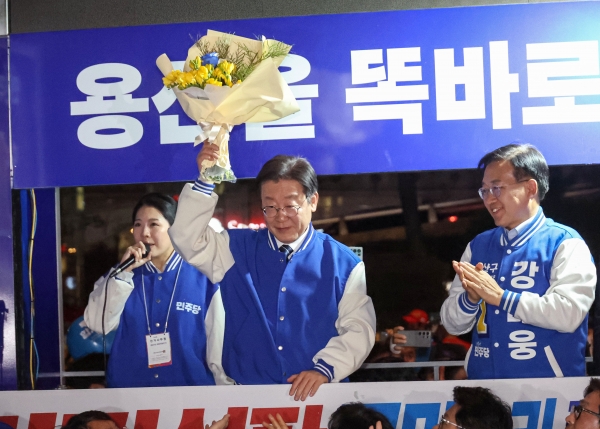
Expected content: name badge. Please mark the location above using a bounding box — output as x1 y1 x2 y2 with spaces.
145 332 172 368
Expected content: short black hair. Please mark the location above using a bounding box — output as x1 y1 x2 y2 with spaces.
328 403 395 429
131 193 177 226
478 143 549 201
62 411 116 429
256 155 318 198
453 386 513 429
584 378 600 413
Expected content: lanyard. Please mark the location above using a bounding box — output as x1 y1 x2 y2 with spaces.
141 262 182 336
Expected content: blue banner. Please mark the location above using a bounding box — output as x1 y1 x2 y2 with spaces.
10 1 600 188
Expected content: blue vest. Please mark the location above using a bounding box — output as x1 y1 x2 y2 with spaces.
467 209 589 379
220 224 360 384
107 255 218 387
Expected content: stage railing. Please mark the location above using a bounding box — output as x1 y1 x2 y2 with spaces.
38 357 594 383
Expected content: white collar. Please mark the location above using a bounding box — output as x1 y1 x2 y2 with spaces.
505 213 536 240
144 250 182 274
274 226 311 254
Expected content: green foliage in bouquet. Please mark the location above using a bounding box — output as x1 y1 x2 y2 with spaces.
193 35 290 83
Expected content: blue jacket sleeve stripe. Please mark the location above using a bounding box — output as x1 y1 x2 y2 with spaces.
501 290 521 316
192 179 215 195
314 359 334 382
458 292 480 314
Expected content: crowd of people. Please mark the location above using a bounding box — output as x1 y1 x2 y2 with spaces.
351 308 469 382
65 142 597 405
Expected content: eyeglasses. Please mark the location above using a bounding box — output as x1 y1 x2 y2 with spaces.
439 417 466 429
477 179 530 200
262 198 307 218
573 405 600 420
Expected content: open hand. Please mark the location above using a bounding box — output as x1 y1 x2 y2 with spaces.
287 370 328 401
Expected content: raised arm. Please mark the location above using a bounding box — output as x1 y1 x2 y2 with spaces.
169 143 235 283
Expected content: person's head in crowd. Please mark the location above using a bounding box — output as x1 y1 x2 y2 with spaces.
131 193 177 263
328 403 394 429
565 378 600 428
256 155 319 244
433 386 512 429
477 143 548 230
399 346 416 363
62 411 120 429
403 309 430 330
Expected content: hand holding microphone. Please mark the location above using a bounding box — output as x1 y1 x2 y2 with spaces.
109 242 151 278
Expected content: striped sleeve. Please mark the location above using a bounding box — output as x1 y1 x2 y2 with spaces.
313 359 334 382
500 290 521 316
192 178 215 195
459 292 481 314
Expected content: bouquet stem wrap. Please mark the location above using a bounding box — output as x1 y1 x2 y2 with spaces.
156 30 300 183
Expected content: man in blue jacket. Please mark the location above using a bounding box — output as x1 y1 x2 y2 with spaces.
441 143 596 379
170 143 376 400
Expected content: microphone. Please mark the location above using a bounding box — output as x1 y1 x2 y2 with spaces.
109 243 151 278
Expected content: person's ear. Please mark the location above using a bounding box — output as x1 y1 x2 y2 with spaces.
527 179 538 200
309 192 319 212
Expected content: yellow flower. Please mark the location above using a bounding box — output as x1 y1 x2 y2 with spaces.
236 79 242 85
218 61 235 75
192 71 205 85
162 70 182 87
189 56 201 71
195 66 209 80
205 78 223 87
175 72 196 89
184 72 196 84
223 76 233 87
213 68 224 79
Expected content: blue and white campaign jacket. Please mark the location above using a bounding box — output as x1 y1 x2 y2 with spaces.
169 181 376 385
85 251 226 387
441 208 596 379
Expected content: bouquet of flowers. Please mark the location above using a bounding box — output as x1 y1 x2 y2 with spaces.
156 30 300 182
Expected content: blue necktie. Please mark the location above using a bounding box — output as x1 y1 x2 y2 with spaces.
279 244 293 262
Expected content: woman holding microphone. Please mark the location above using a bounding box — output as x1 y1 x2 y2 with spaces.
84 193 229 388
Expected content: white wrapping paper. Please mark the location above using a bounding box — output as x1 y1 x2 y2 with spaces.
156 30 300 182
